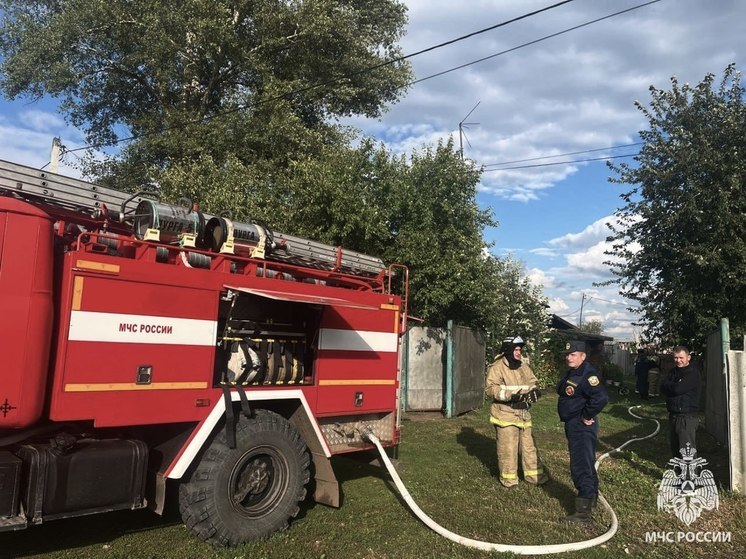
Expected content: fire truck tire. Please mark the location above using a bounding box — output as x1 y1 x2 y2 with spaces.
178 409 311 547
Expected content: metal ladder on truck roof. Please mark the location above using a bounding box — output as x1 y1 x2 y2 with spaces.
0 158 147 222
0 158 387 278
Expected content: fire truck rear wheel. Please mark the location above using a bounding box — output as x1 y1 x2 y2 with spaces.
178 409 311 547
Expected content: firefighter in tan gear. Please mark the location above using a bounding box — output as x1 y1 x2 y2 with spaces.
485 336 549 488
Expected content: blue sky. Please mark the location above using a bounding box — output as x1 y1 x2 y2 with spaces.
1 0 745 340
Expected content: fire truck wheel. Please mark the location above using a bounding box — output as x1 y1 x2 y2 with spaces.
178 409 311 547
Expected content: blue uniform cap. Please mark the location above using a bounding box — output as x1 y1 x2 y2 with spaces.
564 340 587 355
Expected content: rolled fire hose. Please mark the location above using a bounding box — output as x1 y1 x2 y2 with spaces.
364 405 659 555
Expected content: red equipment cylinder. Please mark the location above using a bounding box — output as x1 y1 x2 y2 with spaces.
0 197 54 429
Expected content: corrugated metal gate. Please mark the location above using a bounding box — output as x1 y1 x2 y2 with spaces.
448 322 486 416
403 326 446 411
402 322 485 416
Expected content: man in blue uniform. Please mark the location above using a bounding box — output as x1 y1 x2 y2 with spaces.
557 340 609 524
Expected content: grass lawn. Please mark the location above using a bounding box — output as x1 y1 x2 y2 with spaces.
3 388 744 559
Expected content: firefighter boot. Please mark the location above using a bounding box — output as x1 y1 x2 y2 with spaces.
562 497 593 524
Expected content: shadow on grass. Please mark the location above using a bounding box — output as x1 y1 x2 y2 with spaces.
455 425 498 477
0 505 184 558
330 454 416 519
455 425 578 514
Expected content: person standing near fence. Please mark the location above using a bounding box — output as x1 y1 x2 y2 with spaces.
647 355 661 397
634 348 652 400
485 335 548 488
660 345 701 458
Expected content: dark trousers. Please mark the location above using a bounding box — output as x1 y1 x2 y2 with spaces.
636 372 648 399
564 416 599 499
669 413 698 458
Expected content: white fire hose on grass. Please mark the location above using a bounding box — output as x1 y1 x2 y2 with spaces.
364 406 659 555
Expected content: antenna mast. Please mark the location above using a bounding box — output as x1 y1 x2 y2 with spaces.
458 101 480 159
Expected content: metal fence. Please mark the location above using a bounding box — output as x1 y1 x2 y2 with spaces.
402 322 485 417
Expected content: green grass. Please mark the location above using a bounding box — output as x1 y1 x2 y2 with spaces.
3 389 745 559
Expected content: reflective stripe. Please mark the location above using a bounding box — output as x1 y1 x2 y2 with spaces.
524 469 544 476
498 384 532 401
503 384 532 391
500 472 518 479
65 382 207 392
490 417 532 429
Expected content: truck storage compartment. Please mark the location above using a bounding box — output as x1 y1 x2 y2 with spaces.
0 197 54 429
18 439 148 523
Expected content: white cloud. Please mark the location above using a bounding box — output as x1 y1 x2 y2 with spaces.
0 110 89 176
548 216 615 250
529 247 559 258
20 109 66 131
565 242 613 278
526 267 555 289
548 296 569 315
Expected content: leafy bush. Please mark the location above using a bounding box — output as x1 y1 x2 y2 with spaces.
603 362 625 382
530 357 560 390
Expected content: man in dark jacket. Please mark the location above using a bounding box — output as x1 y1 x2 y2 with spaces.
634 348 652 399
557 340 609 524
660 345 701 458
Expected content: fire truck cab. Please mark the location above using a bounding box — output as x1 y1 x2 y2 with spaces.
0 159 406 546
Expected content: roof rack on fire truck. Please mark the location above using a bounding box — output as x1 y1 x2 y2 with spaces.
0 158 386 279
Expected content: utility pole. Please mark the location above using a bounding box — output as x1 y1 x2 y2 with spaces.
50 137 62 173
578 293 586 327
458 101 480 159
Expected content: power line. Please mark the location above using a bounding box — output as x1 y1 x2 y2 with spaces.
556 305 584 319
64 0 578 155
482 153 638 172
587 295 638 308
410 0 663 86
483 142 643 168
393 0 577 67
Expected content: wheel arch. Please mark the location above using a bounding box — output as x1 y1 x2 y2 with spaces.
165 389 339 507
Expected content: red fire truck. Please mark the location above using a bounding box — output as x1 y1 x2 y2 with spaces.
0 158 407 546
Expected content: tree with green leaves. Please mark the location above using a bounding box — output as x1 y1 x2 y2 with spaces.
605 64 746 348
481 255 550 360
0 0 412 186
578 320 604 335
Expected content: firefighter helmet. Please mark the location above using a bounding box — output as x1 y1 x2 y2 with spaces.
500 335 525 355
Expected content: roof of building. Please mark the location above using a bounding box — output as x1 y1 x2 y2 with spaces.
550 314 613 342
